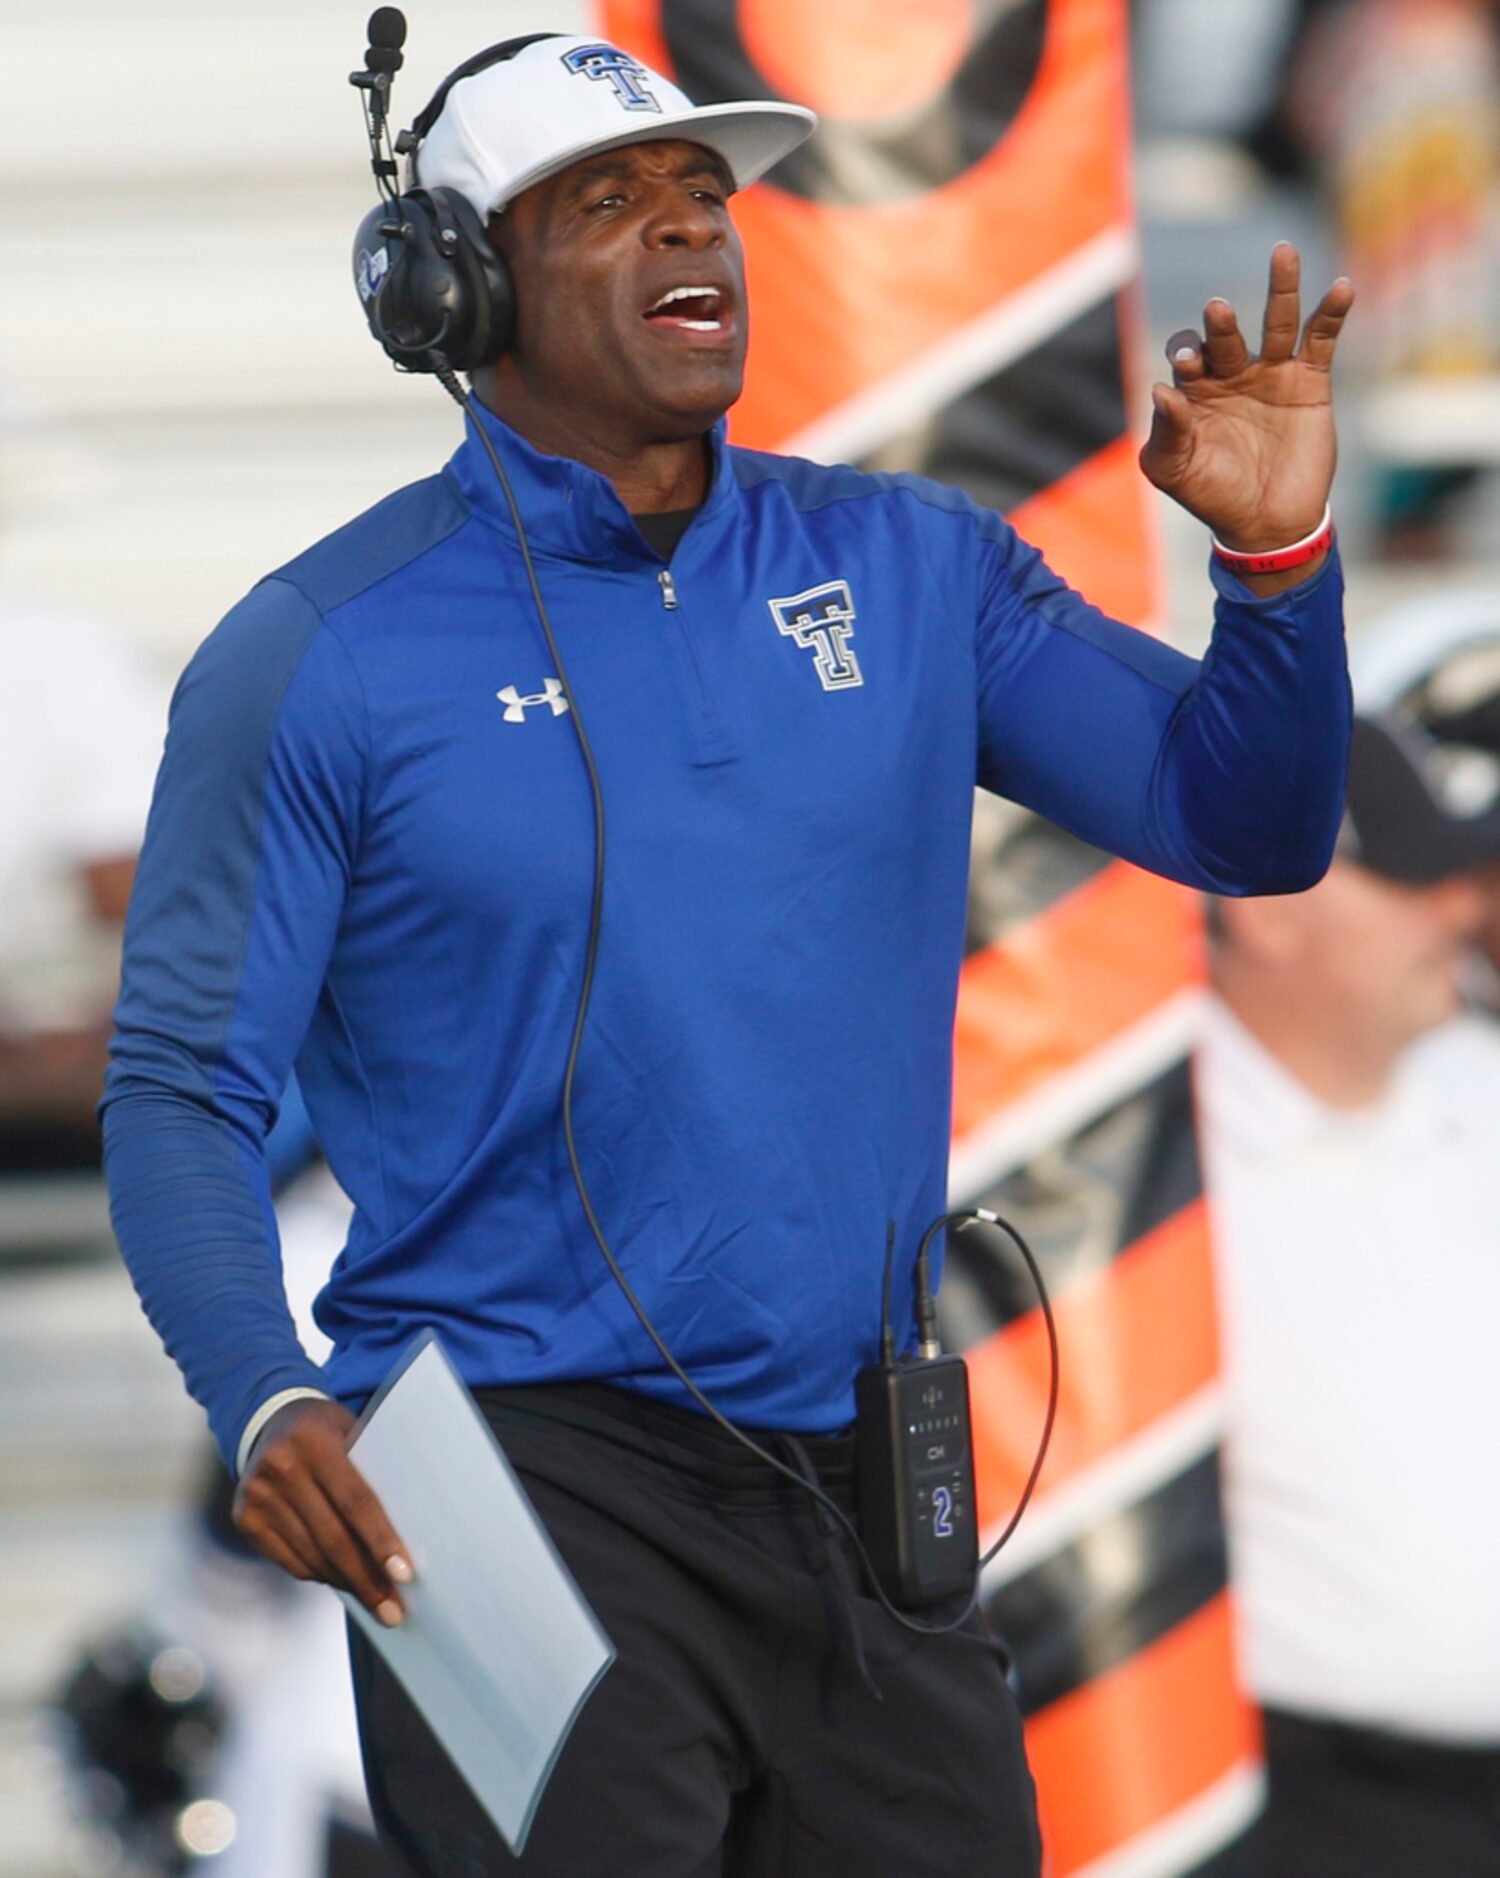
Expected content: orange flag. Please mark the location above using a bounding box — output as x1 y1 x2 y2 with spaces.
603 4 1261 1869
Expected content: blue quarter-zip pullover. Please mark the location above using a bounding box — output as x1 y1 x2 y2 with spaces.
102 405 1350 1469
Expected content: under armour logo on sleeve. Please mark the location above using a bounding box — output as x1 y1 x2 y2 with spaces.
768 581 864 691
496 679 570 723
559 45 662 113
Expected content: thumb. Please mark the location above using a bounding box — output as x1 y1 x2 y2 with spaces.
1139 382 1193 489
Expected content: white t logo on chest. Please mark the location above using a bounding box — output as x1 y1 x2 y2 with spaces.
768 581 864 691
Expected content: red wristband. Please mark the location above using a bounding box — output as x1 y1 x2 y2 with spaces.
1211 504 1334 576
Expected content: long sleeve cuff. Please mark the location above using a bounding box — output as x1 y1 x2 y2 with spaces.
235 1386 335 1477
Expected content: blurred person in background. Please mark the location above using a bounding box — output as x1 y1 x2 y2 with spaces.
0 593 162 1171
1271 0 1500 556
1199 626 1500 1875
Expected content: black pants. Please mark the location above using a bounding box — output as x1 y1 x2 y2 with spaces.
348 1382 1041 1876
1245 1706 1500 1877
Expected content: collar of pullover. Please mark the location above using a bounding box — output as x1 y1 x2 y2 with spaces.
445 397 736 565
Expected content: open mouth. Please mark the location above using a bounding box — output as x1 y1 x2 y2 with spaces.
643 285 727 333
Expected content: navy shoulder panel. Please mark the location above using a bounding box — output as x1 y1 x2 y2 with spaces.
730 446 996 530
108 576 336 1114
270 472 471 617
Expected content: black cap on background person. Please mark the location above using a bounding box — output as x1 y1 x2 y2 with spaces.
1340 710 1500 883
1347 593 1500 997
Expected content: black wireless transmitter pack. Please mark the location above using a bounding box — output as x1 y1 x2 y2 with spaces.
854 1219 979 1608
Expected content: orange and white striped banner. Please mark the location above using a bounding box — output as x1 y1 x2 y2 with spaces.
602 4 1259 1870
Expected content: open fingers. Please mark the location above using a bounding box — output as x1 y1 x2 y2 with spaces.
1166 328 1205 384
1299 275 1355 370
1166 304 1253 385
1259 240 1302 363
1202 298 1251 378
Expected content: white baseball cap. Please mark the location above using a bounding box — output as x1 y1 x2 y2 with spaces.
412 34 817 219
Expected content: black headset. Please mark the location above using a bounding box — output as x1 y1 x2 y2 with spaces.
350 24 563 373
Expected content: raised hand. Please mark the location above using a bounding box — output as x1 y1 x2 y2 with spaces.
1140 242 1354 556
233 1397 413 1626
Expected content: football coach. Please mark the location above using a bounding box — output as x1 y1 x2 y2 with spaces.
103 29 1353 1876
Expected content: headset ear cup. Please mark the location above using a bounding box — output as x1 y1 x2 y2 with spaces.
351 190 513 372
436 189 515 367
353 200 414 362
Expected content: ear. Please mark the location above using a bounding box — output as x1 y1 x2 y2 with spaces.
484 210 512 260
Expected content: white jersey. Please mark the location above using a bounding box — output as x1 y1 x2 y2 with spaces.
1198 1000 1500 1742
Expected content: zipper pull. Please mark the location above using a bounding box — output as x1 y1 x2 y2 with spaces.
658 568 679 610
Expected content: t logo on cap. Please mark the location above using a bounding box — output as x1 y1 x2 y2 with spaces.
560 43 662 114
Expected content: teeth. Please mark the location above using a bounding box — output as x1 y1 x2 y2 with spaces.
676 319 722 332
649 285 722 311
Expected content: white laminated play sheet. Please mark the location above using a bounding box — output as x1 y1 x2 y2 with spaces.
340 1331 615 1854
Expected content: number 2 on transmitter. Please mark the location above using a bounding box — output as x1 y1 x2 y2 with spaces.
933 1484 954 1538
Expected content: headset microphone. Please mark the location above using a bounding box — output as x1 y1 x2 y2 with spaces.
352 7 406 153
349 12 529 372
367 6 406 57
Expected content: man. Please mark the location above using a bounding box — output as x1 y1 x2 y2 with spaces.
1200 694 1500 1875
103 33 1353 1875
